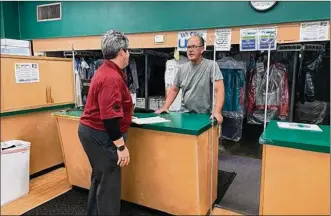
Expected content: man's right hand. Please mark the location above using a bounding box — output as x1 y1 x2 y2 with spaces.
117 146 130 167
155 107 169 114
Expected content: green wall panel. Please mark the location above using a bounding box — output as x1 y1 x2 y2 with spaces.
0 2 5 38
0 1 20 39
18 1 331 40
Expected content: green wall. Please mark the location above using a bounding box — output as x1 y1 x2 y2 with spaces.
0 1 20 39
15 1 331 40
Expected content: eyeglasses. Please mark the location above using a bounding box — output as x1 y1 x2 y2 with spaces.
187 45 204 50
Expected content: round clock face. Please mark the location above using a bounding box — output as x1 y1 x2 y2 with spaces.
250 1 277 11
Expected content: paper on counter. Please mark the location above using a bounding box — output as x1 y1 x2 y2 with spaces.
132 116 170 125
277 122 322 132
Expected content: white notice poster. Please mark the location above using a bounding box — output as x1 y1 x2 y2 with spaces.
15 63 40 83
277 122 322 132
300 21 329 42
215 28 232 51
177 30 207 51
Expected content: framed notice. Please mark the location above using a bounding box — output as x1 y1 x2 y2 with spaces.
300 21 329 42
15 63 40 83
214 28 232 51
240 28 258 51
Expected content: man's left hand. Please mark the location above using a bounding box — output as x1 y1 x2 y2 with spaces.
210 113 223 124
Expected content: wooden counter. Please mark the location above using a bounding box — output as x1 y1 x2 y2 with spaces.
52 110 219 215
1 103 74 175
259 121 330 215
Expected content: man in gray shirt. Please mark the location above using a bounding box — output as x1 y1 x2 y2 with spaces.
156 35 225 124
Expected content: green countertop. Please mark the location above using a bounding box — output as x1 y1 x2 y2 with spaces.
260 120 330 154
52 110 215 136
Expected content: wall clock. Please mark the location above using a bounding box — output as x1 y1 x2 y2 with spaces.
250 1 278 12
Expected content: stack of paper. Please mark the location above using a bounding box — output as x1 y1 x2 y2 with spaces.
132 116 170 125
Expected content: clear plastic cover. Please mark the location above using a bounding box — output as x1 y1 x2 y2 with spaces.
217 57 246 141
247 63 289 124
295 100 329 125
299 53 323 103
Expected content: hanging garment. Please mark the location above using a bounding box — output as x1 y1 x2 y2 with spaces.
221 116 243 142
298 52 323 103
295 100 328 125
217 57 246 142
217 57 246 113
87 60 96 79
124 58 139 93
247 63 289 124
164 55 188 111
75 72 83 108
79 57 90 80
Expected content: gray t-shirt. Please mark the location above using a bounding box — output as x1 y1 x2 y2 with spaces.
173 58 223 114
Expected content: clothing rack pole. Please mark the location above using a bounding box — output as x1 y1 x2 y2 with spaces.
263 33 277 131
289 51 299 122
144 53 149 109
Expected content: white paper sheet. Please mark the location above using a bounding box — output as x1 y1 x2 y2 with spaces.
132 116 171 125
277 122 322 132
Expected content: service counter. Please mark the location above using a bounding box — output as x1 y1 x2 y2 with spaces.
259 121 330 215
52 110 220 215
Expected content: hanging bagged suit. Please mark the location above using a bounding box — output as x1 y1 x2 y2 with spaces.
164 55 188 111
295 51 329 125
247 62 289 124
124 58 139 94
216 57 246 142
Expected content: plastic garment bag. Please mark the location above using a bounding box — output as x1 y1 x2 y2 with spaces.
247 63 289 124
216 57 246 142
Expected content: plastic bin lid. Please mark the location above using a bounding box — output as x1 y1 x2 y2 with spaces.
1 140 31 153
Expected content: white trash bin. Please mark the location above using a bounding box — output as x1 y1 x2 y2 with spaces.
1 140 31 206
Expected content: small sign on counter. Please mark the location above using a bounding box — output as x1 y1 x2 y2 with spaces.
277 122 322 132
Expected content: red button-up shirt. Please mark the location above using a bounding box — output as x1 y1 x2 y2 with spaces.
80 60 133 133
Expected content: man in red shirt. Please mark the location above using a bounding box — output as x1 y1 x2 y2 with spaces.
78 30 133 215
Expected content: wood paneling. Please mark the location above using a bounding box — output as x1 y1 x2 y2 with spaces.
31 22 327 52
1 168 71 215
55 116 219 215
1 111 64 174
260 145 330 215
0 55 74 112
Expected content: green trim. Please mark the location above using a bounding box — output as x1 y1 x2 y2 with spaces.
1 103 75 117
52 110 215 136
259 120 330 154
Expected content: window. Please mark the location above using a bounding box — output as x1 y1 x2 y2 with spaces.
37 3 61 22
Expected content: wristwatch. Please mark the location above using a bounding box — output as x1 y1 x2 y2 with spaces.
117 145 126 151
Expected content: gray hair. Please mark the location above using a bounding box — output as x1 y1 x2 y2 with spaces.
101 30 129 59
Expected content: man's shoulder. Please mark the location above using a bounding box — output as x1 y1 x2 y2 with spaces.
202 58 216 66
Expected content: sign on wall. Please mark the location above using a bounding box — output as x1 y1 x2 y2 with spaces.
300 21 329 42
214 28 232 51
258 26 277 50
240 28 258 51
177 30 207 51
15 63 40 84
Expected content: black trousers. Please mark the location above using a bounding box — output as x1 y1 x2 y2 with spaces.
78 123 126 215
